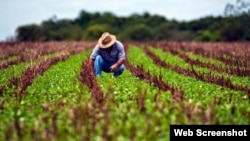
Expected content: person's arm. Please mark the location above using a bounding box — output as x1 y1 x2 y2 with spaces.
110 41 125 72
110 59 124 72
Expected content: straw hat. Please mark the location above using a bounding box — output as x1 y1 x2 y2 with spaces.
98 32 116 48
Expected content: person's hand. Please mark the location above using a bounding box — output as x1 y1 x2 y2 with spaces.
110 64 118 72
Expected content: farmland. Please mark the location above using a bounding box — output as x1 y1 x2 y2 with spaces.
0 41 249 141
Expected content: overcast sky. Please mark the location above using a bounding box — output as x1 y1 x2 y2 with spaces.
0 0 233 41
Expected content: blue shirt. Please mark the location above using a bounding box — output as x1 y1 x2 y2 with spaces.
90 41 125 63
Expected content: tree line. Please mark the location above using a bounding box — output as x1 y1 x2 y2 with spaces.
16 0 250 42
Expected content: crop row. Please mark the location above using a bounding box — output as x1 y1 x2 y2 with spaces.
156 44 250 77
143 46 250 98
128 45 249 121
156 41 250 68
0 41 94 69
1 52 91 140
0 41 249 141
0 44 89 96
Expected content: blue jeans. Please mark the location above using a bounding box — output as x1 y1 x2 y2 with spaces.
94 55 125 77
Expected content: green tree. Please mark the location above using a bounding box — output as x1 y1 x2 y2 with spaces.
75 10 93 28
16 24 41 41
153 23 171 40
195 30 221 41
125 24 153 41
83 24 109 40
221 18 244 41
145 14 167 28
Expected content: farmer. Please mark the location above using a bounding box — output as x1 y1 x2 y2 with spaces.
88 32 125 77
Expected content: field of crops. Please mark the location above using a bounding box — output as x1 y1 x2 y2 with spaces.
0 41 249 141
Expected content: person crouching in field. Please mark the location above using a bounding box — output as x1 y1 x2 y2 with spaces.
88 32 125 77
